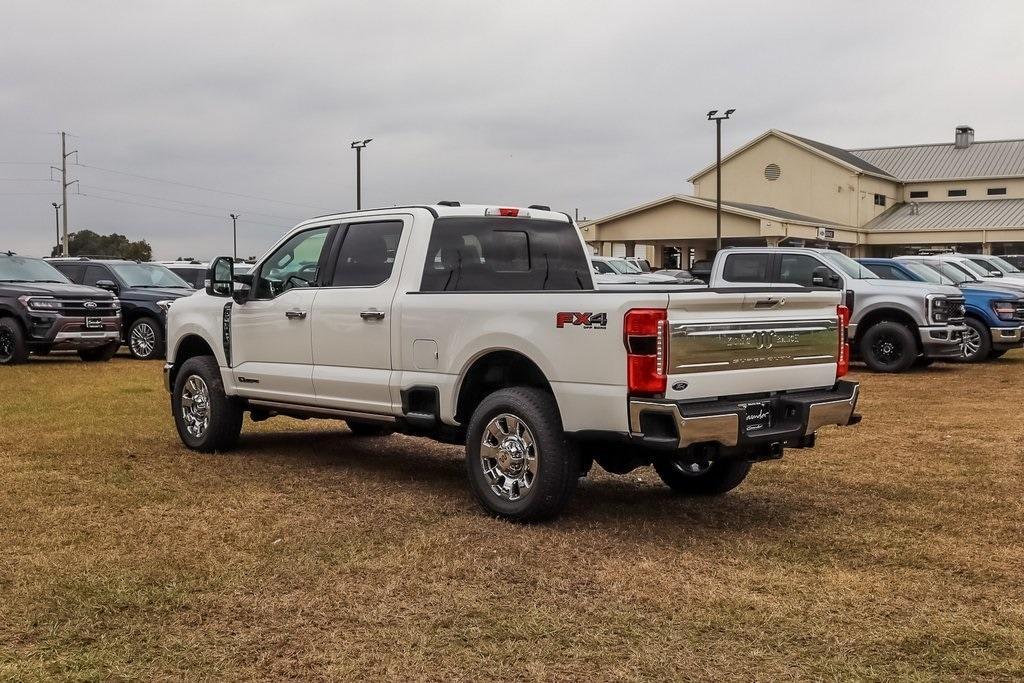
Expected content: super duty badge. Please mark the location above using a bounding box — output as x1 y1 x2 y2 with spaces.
556 312 607 329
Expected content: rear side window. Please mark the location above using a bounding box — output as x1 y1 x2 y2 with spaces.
55 263 84 282
420 217 589 291
83 265 112 286
722 253 770 283
331 221 404 287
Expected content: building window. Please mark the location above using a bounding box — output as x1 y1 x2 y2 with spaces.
873 193 886 206
988 187 1007 196
948 189 967 197
764 163 781 181
909 190 928 199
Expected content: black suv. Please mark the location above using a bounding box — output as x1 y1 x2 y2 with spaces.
0 252 122 364
49 257 194 360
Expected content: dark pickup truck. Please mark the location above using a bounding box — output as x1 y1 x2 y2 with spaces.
0 252 121 364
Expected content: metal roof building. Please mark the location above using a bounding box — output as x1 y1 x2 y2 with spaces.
583 125 1024 267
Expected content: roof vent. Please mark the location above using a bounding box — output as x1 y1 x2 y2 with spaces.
764 163 781 181
910 202 919 215
954 125 974 149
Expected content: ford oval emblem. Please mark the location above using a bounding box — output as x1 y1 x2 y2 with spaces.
672 381 688 391
84 301 98 309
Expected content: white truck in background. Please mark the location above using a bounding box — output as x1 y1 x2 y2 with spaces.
163 203 860 521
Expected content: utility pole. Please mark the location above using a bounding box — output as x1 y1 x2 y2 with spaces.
230 214 239 260
51 202 61 252
350 138 372 210
52 132 78 256
706 110 735 253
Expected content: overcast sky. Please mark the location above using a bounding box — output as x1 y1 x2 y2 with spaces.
2 0 1023 259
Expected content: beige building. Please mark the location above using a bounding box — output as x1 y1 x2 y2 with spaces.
582 126 1024 268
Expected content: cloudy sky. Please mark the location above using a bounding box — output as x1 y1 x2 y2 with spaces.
2 0 1023 259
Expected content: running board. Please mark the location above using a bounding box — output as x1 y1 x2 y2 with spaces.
246 400 396 423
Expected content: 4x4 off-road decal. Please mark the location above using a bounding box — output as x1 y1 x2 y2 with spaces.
556 312 607 329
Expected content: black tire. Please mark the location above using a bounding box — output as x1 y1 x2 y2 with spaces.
465 387 579 522
654 458 752 495
954 317 992 363
345 420 394 437
171 355 243 452
989 349 1008 359
128 317 164 360
77 342 119 362
859 321 917 373
0 317 29 365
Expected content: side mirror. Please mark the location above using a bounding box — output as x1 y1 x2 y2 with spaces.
989 270 1002 278
206 256 233 298
95 279 119 294
811 267 841 289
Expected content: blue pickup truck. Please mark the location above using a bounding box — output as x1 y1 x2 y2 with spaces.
857 258 1024 362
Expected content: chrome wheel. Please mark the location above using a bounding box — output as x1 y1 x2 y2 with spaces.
180 375 210 439
480 413 538 501
960 325 982 359
130 321 157 358
672 458 714 476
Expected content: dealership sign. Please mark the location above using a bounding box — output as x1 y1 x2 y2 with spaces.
817 227 835 241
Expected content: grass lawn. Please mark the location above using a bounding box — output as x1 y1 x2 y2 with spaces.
1 351 1023 681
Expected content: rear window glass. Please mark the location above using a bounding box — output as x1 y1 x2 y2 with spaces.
722 253 770 282
420 217 590 291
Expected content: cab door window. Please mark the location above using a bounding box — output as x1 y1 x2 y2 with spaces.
777 254 838 287
722 253 770 282
254 226 331 299
330 221 404 287
83 265 112 286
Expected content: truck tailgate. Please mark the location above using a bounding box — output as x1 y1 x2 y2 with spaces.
664 289 842 400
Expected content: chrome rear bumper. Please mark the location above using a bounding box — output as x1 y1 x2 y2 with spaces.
628 380 860 451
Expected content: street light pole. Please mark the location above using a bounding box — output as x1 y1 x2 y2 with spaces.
51 202 62 253
350 138 372 210
707 109 735 253
230 214 239 260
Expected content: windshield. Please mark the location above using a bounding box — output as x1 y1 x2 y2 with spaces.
953 258 995 278
818 250 878 279
924 260 978 283
987 255 1023 274
607 258 642 274
903 262 956 285
0 256 71 283
111 263 192 288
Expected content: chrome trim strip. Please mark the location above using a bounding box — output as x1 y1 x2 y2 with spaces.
669 318 838 374
53 331 120 342
246 399 397 423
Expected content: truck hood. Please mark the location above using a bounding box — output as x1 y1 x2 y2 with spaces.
860 278 962 298
0 281 116 299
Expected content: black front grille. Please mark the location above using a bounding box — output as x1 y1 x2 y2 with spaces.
1015 300 1024 322
946 297 966 323
58 299 119 316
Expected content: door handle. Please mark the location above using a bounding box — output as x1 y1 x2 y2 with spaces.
285 309 307 319
360 309 386 321
754 298 785 309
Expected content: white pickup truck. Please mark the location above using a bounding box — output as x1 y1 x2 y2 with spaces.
164 203 860 521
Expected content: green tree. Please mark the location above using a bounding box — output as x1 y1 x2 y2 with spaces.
51 230 152 261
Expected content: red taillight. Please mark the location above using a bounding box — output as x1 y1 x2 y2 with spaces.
836 304 850 378
485 207 527 217
624 308 667 395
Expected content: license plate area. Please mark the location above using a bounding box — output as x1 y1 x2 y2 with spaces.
86 317 103 329
739 400 773 433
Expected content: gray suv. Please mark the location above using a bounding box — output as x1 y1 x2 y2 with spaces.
708 247 967 373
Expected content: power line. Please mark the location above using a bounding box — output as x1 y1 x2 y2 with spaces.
0 161 52 165
73 162 331 211
0 178 58 182
80 184 299 222
78 192 284 227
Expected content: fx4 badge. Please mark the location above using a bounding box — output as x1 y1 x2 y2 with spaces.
556 312 607 329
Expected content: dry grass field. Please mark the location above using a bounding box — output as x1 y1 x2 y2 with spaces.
1 351 1023 681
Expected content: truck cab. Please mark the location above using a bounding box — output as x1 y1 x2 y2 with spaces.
707 247 967 373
